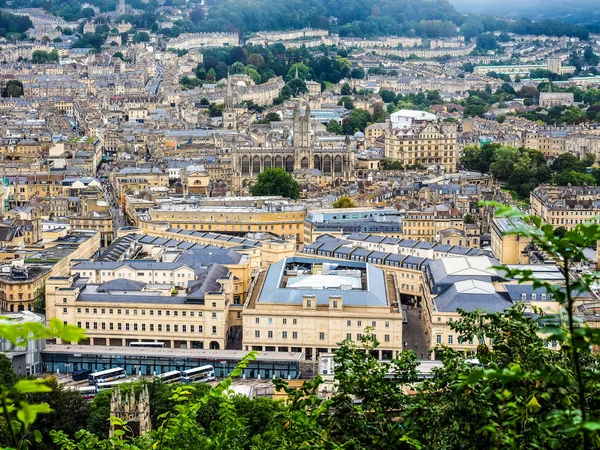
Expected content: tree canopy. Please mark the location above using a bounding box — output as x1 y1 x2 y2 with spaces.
249 168 300 199
332 196 357 208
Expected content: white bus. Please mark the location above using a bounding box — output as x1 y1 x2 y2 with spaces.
96 378 137 392
155 370 182 384
129 342 165 348
78 386 98 400
88 367 127 385
182 365 215 383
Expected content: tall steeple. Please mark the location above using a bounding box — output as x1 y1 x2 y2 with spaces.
224 69 235 110
222 69 237 130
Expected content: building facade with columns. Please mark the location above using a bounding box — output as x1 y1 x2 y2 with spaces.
242 257 404 361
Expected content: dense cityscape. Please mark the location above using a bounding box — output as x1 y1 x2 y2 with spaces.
0 0 599 448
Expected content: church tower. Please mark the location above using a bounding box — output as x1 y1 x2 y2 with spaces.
222 73 237 130
110 386 151 438
293 102 313 170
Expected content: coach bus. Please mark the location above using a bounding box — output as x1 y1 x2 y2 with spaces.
72 368 92 381
88 367 127 385
96 378 137 392
78 386 98 400
129 342 165 348
155 370 182 384
182 365 215 383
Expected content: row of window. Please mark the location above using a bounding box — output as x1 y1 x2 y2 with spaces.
254 318 391 328
77 271 194 278
253 330 391 342
68 307 219 318
436 334 559 349
77 321 218 334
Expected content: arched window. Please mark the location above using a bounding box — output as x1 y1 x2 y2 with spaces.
333 155 342 173
301 157 309 169
241 156 250 174
323 155 331 173
314 155 321 171
209 341 220 350
285 156 294 172
274 155 283 168
264 156 271 169
252 156 261 174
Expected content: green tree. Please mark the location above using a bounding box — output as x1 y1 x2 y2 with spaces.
27 377 90 448
489 146 520 179
584 46 599 66
463 213 474 224
552 170 596 186
372 103 387 123
337 96 354 110
326 120 343 135
332 196 356 208
4 80 24 98
206 68 217 81
286 78 308 97
379 90 396 103
189 7 204 24
552 153 587 173
462 62 475 73
246 53 265 67
32 287 45 315
230 61 245 74
0 355 17 388
380 158 404 170
286 63 310 80
476 32 498 51
342 108 372 135
340 82 352 96
132 31 150 43
264 112 280 122
350 67 365 79
249 168 300 199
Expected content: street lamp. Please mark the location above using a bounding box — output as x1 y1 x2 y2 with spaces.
220 361 227 379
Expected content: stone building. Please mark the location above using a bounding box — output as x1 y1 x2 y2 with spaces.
538 84 574 108
530 184 600 229
242 257 404 361
230 103 355 192
110 386 151 438
379 111 459 172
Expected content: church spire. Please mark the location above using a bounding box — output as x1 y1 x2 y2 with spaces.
224 69 234 109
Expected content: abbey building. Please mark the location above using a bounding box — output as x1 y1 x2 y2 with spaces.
227 98 355 193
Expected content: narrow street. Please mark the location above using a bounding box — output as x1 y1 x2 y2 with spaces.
97 163 128 230
402 308 429 360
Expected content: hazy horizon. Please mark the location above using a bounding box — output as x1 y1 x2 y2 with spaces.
449 0 600 24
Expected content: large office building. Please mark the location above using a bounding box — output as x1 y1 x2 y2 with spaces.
376 110 459 172
242 257 404 361
44 231 272 350
129 197 307 246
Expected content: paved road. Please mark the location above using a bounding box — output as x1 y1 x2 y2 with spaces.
97 163 128 230
402 308 429 359
146 62 165 95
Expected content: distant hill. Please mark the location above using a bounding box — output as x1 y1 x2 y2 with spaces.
449 0 600 28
